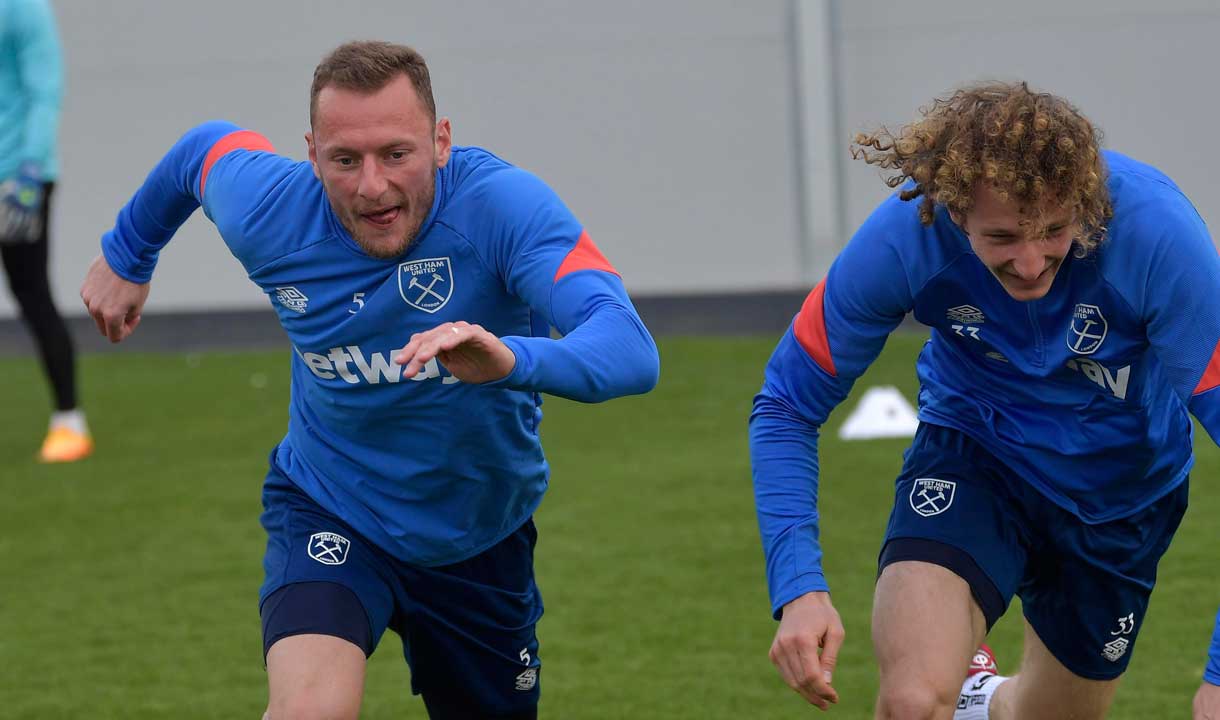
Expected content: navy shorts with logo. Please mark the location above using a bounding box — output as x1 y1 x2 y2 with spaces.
877 423 1188 680
258 465 543 714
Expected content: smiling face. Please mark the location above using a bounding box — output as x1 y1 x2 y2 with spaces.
306 74 452 259
953 183 1079 302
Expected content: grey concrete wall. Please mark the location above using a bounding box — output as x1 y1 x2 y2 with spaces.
4 1 1218 323
836 0 1220 242
3 0 802 319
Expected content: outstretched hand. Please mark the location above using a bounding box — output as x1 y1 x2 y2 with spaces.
394 321 516 384
770 591 845 710
80 254 150 343
1195 681 1220 719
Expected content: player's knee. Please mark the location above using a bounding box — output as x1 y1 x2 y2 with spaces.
876 677 959 720
266 689 360 720
422 690 537 720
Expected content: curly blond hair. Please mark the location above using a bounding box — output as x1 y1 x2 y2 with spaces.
851 81 1112 252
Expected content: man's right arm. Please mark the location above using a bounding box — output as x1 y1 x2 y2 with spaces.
749 202 916 707
83 122 275 341
750 209 915 618
101 122 274 283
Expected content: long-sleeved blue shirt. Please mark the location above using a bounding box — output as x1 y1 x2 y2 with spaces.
102 121 660 566
0 0 61 179
750 151 1220 682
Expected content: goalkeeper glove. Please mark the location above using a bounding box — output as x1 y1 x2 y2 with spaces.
0 162 45 242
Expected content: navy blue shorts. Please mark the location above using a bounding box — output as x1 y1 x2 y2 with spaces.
258 468 543 715
878 423 1188 680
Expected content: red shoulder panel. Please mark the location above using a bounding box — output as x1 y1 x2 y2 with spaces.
554 230 620 282
793 278 836 376
199 130 275 197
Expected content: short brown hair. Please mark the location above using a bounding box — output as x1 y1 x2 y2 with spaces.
851 81 1112 252
310 41 436 126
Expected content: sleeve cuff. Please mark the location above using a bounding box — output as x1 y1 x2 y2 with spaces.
477 336 531 389
1206 662 1220 686
101 235 155 284
771 572 829 620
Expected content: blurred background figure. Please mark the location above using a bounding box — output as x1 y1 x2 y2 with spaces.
0 0 91 462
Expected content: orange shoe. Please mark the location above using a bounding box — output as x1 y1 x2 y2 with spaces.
39 426 94 463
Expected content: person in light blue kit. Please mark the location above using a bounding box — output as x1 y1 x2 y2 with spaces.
80 41 659 720
1 0 92 462
750 81 1220 719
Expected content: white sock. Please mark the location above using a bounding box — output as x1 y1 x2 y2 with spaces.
954 673 1008 720
50 409 89 436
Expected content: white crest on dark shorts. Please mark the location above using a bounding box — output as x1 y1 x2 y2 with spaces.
1067 303 1107 355
398 257 454 313
909 478 956 517
307 532 350 565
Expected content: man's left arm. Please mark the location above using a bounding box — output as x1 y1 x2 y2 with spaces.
478 168 659 402
1138 194 1220 703
495 246 658 402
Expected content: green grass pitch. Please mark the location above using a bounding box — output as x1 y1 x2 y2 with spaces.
1 333 1215 718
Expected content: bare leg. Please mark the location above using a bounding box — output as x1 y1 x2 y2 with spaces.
989 619 1120 720
873 561 989 720
265 634 366 720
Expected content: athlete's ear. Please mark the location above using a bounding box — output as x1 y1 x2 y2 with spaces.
305 131 321 180
949 209 967 232
434 117 452 169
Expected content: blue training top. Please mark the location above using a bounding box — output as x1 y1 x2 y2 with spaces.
0 0 61 179
749 151 1220 683
101 121 659 567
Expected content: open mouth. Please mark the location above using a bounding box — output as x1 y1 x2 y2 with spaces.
361 207 401 226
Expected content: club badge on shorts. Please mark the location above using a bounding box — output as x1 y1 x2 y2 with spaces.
308 531 351 565
909 478 956 517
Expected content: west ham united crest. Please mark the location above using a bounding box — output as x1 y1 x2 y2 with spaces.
398 257 454 313
909 478 956 517
307 532 351 566
1067 303 1108 355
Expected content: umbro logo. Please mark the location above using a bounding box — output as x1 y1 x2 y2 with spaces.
947 304 985 324
1101 612 1136 661
1102 637 1129 662
515 667 538 691
275 286 309 314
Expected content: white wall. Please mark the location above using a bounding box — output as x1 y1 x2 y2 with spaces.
5 0 802 318
5 1 1219 320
